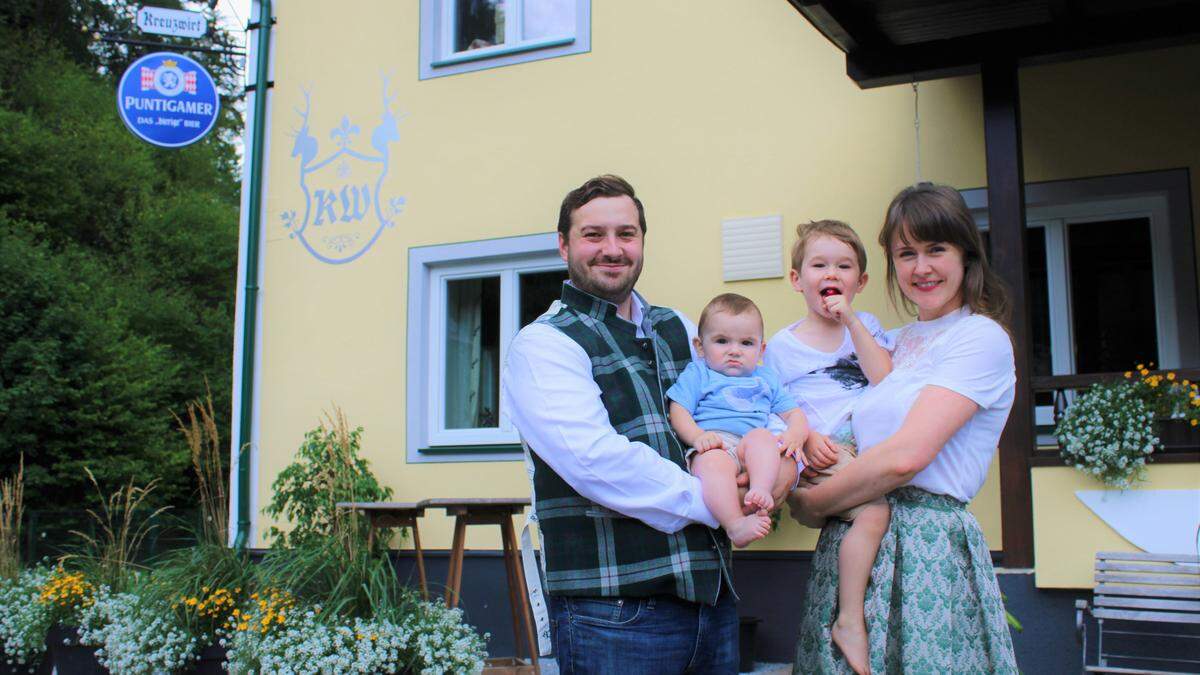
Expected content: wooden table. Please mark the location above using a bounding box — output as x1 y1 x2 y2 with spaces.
336 501 429 600
422 497 538 668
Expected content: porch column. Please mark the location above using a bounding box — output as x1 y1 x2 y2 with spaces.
982 58 1034 568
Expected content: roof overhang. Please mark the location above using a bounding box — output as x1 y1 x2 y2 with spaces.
786 0 1200 88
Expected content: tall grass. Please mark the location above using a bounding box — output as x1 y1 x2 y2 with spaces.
67 469 170 591
0 454 24 579
173 385 227 547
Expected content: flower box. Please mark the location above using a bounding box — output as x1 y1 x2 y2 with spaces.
1157 418 1200 451
45 625 105 675
187 644 227 675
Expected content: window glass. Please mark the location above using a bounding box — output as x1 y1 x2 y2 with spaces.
455 0 506 52
1068 217 1157 373
519 269 568 328
444 276 501 429
524 0 574 40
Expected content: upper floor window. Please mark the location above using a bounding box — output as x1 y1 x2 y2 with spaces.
419 0 591 80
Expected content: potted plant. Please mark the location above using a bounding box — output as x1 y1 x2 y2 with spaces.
1056 365 1200 488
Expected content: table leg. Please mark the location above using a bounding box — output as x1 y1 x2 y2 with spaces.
445 517 467 608
410 520 429 601
502 517 539 668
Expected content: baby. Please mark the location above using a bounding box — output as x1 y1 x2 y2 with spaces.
769 220 894 675
667 293 809 548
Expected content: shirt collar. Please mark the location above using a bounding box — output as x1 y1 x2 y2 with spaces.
562 282 652 337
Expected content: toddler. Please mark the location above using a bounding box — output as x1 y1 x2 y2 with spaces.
667 293 809 548
769 220 893 675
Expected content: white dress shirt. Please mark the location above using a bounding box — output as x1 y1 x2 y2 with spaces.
501 290 719 533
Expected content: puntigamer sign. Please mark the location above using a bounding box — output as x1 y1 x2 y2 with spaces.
117 52 220 148
136 6 208 39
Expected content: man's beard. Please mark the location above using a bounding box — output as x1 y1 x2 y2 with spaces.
567 254 643 305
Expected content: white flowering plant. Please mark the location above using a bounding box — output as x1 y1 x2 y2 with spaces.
1056 382 1159 488
0 566 54 669
77 586 199 675
225 601 487 675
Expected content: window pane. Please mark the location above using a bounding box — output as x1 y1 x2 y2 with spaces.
524 0 574 40
520 269 568 327
445 276 501 429
455 0 506 52
1068 218 1157 373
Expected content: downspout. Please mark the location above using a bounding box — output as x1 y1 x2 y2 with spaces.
233 0 273 551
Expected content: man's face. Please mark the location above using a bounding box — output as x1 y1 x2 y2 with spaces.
558 195 644 304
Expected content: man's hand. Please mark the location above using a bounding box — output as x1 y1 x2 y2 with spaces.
693 431 726 454
735 456 798 513
803 432 840 469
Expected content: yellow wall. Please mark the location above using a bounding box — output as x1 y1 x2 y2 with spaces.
1031 464 1200 588
250 1 1198 552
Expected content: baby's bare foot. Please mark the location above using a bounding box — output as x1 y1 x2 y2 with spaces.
832 618 871 675
727 512 771 548
744 487 774 512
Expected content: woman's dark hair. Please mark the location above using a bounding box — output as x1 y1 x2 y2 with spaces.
878 182 1011 326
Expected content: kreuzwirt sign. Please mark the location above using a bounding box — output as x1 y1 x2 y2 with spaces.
136 6 208 39
116 52 220 148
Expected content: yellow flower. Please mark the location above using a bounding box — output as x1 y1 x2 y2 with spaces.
1167 372 1177 381
1124 371 1132 378
1191 419 1197 427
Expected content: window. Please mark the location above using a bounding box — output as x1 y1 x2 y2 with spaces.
419 0 591 80
965 170 1200 441
407 233 567 461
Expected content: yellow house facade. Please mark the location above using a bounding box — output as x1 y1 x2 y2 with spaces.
230 0 1199 663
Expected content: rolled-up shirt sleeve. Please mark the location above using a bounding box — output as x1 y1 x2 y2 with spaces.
502 323 718 532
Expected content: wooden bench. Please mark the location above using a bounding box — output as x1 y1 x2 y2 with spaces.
1076 551 1200 674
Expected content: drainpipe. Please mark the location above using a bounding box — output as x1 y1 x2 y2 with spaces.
233 0 273 551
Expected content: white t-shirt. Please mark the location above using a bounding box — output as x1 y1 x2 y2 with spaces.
851 307 1016 503
764 311 893 438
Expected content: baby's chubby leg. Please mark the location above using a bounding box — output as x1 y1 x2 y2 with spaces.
692 449 771 548
737 428 782 512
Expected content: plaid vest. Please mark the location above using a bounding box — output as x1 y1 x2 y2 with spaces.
530 284 732 603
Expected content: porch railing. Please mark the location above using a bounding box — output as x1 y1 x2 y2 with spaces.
1027 368 1200 467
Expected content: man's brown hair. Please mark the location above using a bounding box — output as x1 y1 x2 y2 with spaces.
790 220 868 273
557 174 647 237
697 293 763 336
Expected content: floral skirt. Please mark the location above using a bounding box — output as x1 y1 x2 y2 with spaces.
793 487 1018 674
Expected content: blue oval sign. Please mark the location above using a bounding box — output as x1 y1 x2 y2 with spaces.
117 51 220 148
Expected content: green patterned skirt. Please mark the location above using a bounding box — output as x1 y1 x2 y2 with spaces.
793 487 1017 674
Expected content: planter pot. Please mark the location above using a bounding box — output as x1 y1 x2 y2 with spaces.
45 625 106 675
738 616 761 673
0 653 50 675
188 644 227 675
1157 418 1200 451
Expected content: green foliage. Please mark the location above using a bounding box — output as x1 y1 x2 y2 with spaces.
0 21 239 511
263 414 395 549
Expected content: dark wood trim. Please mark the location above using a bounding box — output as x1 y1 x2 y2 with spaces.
840 5 1200 88
983 59 1035 569
1029 452 1200 468
1031 369 1200 392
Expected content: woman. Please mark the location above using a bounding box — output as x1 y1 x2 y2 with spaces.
790 183 1019 674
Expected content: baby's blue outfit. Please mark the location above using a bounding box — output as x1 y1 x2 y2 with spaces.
666 361 798 435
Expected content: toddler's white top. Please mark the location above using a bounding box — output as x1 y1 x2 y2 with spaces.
851 307 1015 503
764 311 893 438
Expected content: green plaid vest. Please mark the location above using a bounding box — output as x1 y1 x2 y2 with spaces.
529 283 732 603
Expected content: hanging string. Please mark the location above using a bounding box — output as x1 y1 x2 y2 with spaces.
912 81 922 183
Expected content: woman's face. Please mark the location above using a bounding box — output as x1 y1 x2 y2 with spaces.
890 232 966 320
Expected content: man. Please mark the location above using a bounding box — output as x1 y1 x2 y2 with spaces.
502 174 797 674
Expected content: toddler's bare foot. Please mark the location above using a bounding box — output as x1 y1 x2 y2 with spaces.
744 487 774 512
832 618 871 675
727 511 771 548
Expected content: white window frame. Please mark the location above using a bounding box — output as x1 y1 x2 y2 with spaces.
418 0 591 80
964 170 1199 432
407 232 564 462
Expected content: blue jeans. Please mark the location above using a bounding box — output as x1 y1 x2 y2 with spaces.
549 589 738 674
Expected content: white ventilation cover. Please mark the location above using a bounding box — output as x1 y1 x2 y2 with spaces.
721 215 784 281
